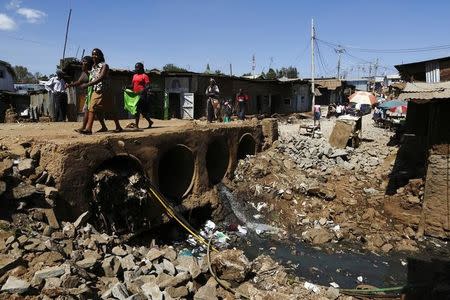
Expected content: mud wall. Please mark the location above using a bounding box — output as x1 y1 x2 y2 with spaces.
420 144 450 238
34 120 278 220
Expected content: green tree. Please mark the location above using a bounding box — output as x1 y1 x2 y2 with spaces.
242 72 251 76
162 64 187 72
266 68 277 80
14 65 37 83
214 69 223 75
278 66 298 78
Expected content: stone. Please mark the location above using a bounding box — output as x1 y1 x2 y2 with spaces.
44 186 58 199
325 287 340 300
0 158 13 177
120 254 137 270
102 256 122 277
112 246 128 257
407 195 421 204
328 149 348 158
381 243 393 253
141 282 163 300
319 217 327 226
176 255 201 279
362 207 376 220
146 248 164 261
18 158 35 175
44 277 62 289
76 255 98 269
74 211 91 228
62 222 76 238
33 265 66 285
194 284 218 300
396 240 419 252
1 276 30 294
162 259 176 275
111 282 130 300
43 208 60 229
162 247 177 262
210 249 250 283
0 180 6 196
12 183 36 199
166 286 189 298
60 275 80 288
304 228 334 245
0 255 22 276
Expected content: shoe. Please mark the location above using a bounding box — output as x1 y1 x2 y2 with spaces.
113 128 123 133
96 127 108 133
80 130 92 135
74 128 83 133
147 120 154 128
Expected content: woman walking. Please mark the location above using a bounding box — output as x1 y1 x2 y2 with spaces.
80 48 123 134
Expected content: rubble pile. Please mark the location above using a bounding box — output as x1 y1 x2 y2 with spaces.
231 119 441 254
0 211 346 299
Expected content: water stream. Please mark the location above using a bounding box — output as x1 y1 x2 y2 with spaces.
218 183 409 288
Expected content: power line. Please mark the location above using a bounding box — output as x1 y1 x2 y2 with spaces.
316 38 450 54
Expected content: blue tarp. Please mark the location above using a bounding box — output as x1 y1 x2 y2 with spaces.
378 100 407 109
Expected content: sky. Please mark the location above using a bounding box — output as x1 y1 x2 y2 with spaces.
1 0 450 78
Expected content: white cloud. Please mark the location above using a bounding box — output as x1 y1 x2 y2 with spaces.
0 13 16 30
6 0 21 10
16 7 46 23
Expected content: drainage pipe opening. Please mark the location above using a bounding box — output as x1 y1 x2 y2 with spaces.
158 144 195 200
206 138 230 185
237 133 256 160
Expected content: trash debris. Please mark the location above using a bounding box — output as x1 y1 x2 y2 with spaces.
304 281 320 294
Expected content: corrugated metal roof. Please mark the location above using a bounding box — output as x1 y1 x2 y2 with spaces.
398 81 450 101
314 79 342 90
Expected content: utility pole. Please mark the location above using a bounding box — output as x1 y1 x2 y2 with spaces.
311 18 315 113
335 47 344 79
61 8 72 67
252 54 256 76
373 58 379 92
229 63 233 76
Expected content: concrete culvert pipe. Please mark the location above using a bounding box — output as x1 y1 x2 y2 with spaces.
158 144 195 200
206 138 230 185
237 133 256 160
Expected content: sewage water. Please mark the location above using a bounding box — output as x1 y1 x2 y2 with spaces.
218 183 409 288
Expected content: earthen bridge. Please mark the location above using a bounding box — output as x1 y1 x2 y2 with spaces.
0 119 278 220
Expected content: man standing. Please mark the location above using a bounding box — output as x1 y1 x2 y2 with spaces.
205 78 219 123
130 62 153 128
45 70 67 121
236 89 249 120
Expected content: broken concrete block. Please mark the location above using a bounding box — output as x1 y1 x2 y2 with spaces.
102 256 122 277
111 282 130 300
141 282 163 300
145 248 164 262
43 208 60 229
0 159 13 177
18 158 35 175
12 183 36 199
1 276 30 294
33 265 66 285
194 284 218 300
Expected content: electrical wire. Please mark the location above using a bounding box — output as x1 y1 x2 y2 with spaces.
316 38 450 53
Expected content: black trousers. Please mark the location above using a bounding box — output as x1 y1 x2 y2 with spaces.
54 92 67 122
238 101 246 120
207 99 214 122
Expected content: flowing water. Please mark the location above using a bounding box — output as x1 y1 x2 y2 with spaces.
217 183 409 288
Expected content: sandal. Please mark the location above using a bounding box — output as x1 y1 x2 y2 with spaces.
80 130 92 135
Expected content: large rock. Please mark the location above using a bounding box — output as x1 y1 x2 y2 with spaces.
210 249 250 283
102 256 122 277
146 248 164 262
166 286 189 298
303 228 334 245
141 282 163 300
1 276 30 294
111 282 130 300
176 255 201 279
0 158 13 176
33 265 66 285
12 183 36 199
18 158 35 176
0 255 22 276
194 284 218 300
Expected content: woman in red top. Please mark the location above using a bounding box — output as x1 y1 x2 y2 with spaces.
130 62 153 128
236 89 249 120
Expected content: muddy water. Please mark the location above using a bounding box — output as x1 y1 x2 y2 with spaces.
218 184 408 288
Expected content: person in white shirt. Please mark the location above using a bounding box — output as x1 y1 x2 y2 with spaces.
45 70 67 122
